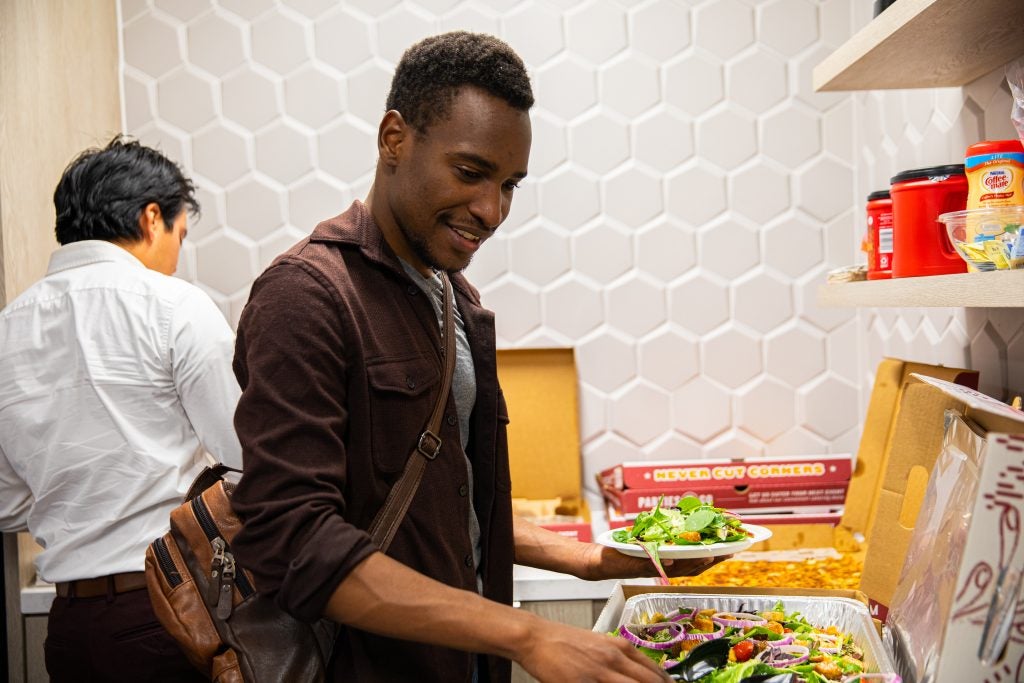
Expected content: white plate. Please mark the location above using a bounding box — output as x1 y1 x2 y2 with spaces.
596 524 773 559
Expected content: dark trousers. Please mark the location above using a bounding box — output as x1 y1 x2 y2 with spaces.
45 586 206 683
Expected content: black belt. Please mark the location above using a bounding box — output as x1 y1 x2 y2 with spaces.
55 571 148 598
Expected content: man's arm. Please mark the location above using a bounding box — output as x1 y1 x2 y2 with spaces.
171 287 243 468
513 515 720 579
0 443 30 532
324 551 671 683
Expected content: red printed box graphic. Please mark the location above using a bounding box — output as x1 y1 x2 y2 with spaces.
598 454 852 492
603 482 849 515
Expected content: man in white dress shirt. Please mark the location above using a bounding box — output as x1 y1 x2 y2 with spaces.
0 137 242 681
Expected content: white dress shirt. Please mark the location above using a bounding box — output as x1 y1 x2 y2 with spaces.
0 240 242 582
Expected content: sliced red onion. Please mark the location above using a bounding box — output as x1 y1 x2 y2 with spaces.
756 644 810 666
816 632 843 654
681 622 725 641
711 612 767 628
618 623 685 650
841 675 901 683
764 632 795 647
667 607 699 622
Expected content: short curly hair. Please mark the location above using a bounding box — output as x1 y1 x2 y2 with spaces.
386 31 534 134
53 135 198 246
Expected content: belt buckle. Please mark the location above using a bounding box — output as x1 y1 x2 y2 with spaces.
417 430 441 460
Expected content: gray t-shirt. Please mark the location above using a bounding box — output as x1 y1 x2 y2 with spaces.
399 261 482 585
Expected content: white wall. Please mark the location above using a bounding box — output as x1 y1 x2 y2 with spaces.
119 0 1022 497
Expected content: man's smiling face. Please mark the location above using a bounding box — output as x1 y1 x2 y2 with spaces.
377 86 532 275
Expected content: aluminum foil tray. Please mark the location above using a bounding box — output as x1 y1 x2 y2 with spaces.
616 592 897 676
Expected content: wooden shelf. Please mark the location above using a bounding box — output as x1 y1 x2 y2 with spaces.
813 0 1024 91
817 269 1024 308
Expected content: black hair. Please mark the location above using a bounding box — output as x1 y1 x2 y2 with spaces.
53 135 199 246
386 31 534 134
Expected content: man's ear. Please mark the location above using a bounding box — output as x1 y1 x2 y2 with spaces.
137 202 163 243
378 110 408 168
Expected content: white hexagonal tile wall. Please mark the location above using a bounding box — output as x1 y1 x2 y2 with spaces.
693 0 754 60
186 10 246 77
572 222 632 284
195 232 256 295
157 67 217 132
191 124 250 186
696 105 757 171
611 380 671 446
765 214 827 278
765 427 828 457
318 119 376 184
221 67 281 132
699 219 759 280
314 8 374 73
665 163 727 226
668 272 729 336
576 332 637 394
282 0 338 19
797 157 854 222
801 375 859 440
702 325 762 389
375 6 435 64
761 103 822 169
727 48 788 114
346 62 393 128
759 0 819 57
463 233 508 290
258 227 307 270
636 220 696 283
633 108 694 173
287 174 349 231
153 0 208 22
254 122 314 185
218 0 276 20
539 167 600 231
733 271 793 334
638 328 699 391
123 14 183 79
664 53 724 118
123 72 154 132
565 1 627 64
529 112 569 178
672 376 731 443
542 277 603 339
705 430 763 459
600 55 660 119
607 275 666 337
644 432 702 462
737 377 795 441
766 324 826 387
568 112 630 175
730 162 791 224
631 0 691 62
284 65 345 129
604 165 663 228
503 4 564 67
481 278 541 343
226 176 286 241
535 56 598 121
251 8 310 76
507 224 571 286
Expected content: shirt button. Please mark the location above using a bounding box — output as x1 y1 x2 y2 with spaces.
464 554 473 567
459 484 468 497
406 285 418 296
447 414 457 426
406 376 416 389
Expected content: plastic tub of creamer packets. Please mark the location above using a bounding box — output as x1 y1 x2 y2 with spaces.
606 592 898 679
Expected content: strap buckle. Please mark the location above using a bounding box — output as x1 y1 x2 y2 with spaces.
417 430 442 460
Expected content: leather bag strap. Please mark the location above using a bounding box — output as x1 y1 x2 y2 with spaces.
367 272 456 551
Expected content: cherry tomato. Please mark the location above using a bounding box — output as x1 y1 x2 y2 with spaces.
732 640 754 662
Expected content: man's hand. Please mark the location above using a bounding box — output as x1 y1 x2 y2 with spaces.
576 542 728 581
515 615 671 683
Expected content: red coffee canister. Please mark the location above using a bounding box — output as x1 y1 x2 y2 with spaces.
890 164 968 278
866 189 893 280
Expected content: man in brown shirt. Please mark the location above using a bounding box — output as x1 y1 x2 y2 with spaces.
231 31 715 682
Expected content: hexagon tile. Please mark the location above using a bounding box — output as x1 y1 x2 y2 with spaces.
120 0 1024 492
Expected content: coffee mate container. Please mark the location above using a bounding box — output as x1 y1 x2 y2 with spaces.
965 139 1024 209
